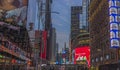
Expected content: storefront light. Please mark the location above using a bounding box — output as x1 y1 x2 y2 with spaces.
0 55 3 58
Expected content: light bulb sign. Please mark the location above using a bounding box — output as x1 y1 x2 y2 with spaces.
109 0 120 48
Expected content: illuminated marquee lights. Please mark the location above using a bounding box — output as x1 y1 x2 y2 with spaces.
109 0 120 48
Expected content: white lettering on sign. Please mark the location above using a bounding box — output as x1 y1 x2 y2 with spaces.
76 56 87 61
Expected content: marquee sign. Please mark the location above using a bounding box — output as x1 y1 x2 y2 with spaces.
109 0 120 48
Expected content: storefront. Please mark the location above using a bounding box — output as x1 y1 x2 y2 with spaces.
99 63 120 70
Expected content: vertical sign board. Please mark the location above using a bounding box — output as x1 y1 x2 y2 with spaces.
109 0 120 48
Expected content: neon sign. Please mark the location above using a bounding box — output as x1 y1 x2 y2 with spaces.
109 0 120 48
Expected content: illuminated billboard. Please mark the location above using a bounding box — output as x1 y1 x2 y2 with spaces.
40 31 47 59
109 0 120 48
0 0 28 26
74 46 90 67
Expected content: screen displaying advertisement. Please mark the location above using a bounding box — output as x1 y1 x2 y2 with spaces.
74 46 90 67
0 0 28 26
109 0 120 48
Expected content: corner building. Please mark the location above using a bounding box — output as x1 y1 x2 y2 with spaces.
89 0 120 69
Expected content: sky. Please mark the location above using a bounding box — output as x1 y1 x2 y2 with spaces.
51 0 82 52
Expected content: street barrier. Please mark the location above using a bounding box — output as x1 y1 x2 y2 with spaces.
41 64 88 70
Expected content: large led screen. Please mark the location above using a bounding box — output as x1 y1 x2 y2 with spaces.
109 0 120 48
0 0 28 26
74 46 90 67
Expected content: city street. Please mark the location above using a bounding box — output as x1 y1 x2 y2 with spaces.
0 0 120 70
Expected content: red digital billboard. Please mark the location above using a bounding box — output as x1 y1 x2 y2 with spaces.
74 46 90 67
40 31 47 59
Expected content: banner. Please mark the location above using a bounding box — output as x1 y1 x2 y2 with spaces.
40 31 47 59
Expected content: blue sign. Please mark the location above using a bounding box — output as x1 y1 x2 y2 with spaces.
109 0 120 48
56 61 59 64
62 50 66 54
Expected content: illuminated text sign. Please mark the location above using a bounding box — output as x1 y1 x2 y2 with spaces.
109 0 120 48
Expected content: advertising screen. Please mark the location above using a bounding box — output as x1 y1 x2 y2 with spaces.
74 46 90 67
109 0 120 48
0 0 28 26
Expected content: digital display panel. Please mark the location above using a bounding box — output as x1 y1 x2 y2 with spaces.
109 0 120 48
0 0 28 26
74 46 90 67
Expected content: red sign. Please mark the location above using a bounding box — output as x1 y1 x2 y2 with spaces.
40 31 47 59
74 46 90 67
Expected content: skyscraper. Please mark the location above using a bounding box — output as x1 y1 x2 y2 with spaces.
71 6 82 42
50 27 56 62
80 0 89 31
71 0 90 50
70 0 90 66
56 43 59 62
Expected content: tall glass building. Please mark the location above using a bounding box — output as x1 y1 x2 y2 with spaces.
71 0 90 50
79 0 89 32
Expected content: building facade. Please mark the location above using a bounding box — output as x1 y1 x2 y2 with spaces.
80 0 89 32
71 6 82 42
70 0 90 64
0 0 32 69
27 0 53 64
50 27 56 62
56 43 59 63
45 0 53 62
71 0 90 50
89 0 120 69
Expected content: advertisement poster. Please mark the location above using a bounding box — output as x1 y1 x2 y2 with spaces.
0 0 28 26
74 46 90 67
40 31 47 59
